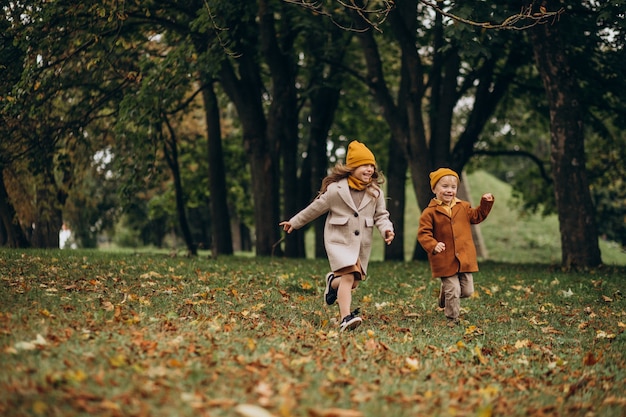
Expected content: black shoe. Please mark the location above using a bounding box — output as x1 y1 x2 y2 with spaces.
324 272 338 305
339 308 362 332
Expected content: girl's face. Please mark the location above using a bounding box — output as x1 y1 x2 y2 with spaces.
433 175 458 204
352 164 375 183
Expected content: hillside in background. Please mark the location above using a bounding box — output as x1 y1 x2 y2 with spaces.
395 170 625 266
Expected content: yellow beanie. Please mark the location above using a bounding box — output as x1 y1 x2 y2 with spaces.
346 141 376 168
429 168 459 190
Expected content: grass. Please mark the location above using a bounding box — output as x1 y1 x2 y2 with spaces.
1 250 625 417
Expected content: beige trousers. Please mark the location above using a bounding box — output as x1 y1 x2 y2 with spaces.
440 272 474 320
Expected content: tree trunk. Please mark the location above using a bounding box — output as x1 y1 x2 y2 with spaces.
0 167 30 248
203 83 233 256
385 136 407 261
219 56 280 257
258 0 302 258
163 118 197 256
309 84 343 259
531 7 602 268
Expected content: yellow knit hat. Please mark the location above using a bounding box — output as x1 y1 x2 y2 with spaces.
346 141 376 168
429 168 459 190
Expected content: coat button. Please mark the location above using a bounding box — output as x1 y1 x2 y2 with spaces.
354 212 358 217
354 230 360 236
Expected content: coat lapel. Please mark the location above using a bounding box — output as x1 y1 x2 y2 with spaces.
358 191 374 210
337 179 358 211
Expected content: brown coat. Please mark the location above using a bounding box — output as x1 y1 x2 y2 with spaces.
288 178 393 275
418 197 493 278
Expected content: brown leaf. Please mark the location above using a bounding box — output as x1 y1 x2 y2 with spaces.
582 351 600 366
308 408 364 417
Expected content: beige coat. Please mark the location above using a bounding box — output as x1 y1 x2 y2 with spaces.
288 178 393 275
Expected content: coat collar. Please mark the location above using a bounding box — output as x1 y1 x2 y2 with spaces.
428 197 462 217
337 178 375 211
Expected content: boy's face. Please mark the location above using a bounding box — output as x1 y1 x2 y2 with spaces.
433 175 458 204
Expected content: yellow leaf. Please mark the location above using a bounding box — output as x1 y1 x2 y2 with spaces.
473 346 488 365
32 401 47 415
476 404 493 417
109 354 127 368
247 338 256 351
65 369 87 383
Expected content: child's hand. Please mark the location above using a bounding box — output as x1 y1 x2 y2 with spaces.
384 230 395 245
482 193 494 202
279 221 294 233
434 242 446 254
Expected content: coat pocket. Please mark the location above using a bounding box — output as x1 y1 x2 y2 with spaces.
329 216 350 226
364 217 374 228
327 216 350 245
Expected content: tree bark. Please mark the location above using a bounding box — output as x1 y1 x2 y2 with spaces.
0 167 30 248
384 137 407 261
218 41 280 257
257 0 301 258
163 117 197 256
203 82 234 256
531 12 602 268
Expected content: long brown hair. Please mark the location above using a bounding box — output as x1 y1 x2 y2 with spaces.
317 163 385 198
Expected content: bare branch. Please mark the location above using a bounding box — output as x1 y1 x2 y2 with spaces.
419 0 565 30
473 149 552 184
283 0 394 32
283 0 565 32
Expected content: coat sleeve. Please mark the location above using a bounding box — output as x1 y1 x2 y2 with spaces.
417 207 437 254
468 197 494 224
288 192 331 230
373 189 394 237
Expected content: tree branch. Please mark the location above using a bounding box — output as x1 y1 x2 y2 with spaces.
473 149 552 184
283 0 565 31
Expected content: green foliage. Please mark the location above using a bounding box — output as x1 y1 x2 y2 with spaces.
1 250 625 416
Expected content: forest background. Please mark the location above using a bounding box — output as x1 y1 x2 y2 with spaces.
1 0 625 268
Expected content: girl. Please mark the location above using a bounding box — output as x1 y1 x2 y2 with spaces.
280 141 395 331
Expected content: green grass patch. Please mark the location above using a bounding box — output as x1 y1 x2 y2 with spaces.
1 250 625 416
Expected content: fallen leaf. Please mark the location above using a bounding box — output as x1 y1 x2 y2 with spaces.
582 351 600 366
234 404 276 417
473 346 488 365
14 334 47 351
405 357 419 371
308 408 364 417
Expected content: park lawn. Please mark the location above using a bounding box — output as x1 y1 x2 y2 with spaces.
0 250 625 417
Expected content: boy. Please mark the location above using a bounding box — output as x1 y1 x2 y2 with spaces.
417 168 494 326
